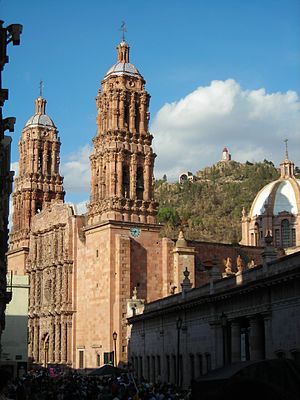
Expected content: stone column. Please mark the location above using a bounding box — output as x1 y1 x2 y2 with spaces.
62 265 68 308
49 320 55 363
143 157 151 201
119 91 125 129
130 154 137 198
112 92 119 130
116 153 123 197
263 313 272 359
110 153 117 197
129 93 136 133
67 319 72 364
55 317 61 363
61 316 67 364
67 264 72 307
56 265 62 309
32 140 38 173
42 141 48 175
249 316 264 360
210 321 223 369
34 271 40 310
33 319 39 363
231 320 241 362
105 155 110 199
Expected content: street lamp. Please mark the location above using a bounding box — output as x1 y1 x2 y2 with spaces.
112 331 118 367
176 317 182 387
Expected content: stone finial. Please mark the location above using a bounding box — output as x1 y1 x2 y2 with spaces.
132 286 138 300
236 255 244 272
176 230 187 247
264 230 273 246
181 267 192 296
225 257 233 274
261 231 277 269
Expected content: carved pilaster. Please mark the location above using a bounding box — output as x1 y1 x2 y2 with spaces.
61 316 67 364
55 317 61 363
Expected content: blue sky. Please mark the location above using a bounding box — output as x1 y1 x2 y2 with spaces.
2 0 300 207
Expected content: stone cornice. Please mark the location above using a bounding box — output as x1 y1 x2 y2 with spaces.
128 256 300 323
84 218 162 234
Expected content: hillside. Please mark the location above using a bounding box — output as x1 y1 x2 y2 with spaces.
154 160 297 243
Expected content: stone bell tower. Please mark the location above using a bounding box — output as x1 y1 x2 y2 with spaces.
88 39 158 224
76 38 162 368
8 93 64 274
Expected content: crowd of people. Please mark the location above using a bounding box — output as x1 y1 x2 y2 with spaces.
0 367 191 400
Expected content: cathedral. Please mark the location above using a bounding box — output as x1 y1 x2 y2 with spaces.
6 37 298 371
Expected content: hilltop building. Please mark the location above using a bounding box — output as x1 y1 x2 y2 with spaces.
220 146 231 162
178 171 195 184
6 39 262 370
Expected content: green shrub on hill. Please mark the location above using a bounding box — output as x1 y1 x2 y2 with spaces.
154 160 280 242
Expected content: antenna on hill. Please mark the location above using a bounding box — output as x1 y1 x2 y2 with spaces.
120 21 127 42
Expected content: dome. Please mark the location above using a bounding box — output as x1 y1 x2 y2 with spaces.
104 62 141 78
25 113 55 128
250 178 300 217
24 95 56 128
104 40 142 79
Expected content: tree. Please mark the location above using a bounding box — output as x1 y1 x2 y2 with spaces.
157 206 180 226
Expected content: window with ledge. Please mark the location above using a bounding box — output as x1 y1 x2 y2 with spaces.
281 219 290 247
275 229 280 247
79 350 84 369
292 228 296 246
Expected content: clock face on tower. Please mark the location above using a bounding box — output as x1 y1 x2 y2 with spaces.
130 227 141 238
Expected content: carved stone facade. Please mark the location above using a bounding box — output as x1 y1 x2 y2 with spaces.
8 38 265 370
26 204 78 366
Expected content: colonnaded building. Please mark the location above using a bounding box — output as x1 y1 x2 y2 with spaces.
5 37 300 373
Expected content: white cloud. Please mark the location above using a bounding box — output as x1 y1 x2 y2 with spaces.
151 79 300 181
73 200 88 215
61 144 91 194
11 161 19 178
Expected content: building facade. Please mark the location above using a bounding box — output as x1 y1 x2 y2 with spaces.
128 248 300 388
241 152 300 249
7 38 264 370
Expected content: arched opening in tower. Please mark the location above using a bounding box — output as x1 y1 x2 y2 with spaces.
122 165 130 197
136 167 144 200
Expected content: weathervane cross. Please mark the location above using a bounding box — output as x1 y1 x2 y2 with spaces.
120 21 127 41
39 80 43 97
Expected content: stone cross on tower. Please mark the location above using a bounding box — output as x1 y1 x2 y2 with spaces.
120 21 127 41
